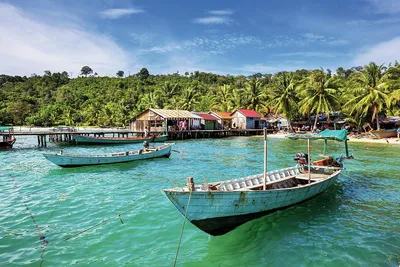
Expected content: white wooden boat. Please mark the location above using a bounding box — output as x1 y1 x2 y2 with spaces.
72 134 168 145
43 143 173 168
163 129 348 236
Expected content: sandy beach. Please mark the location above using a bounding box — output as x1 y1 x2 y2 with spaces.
267 132 400 145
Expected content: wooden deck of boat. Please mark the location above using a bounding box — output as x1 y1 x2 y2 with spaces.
296 172 330 180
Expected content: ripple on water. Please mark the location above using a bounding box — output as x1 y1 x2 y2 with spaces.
0 137 399 266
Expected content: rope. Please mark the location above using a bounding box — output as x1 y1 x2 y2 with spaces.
173 190 192 267
65 194 162 241
9 176 48 266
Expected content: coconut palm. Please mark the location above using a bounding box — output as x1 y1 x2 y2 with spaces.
179 85 199 110
216 84 233 111
343 62 393 130
269 72 299 121
242 79 266 112
297 69 340 131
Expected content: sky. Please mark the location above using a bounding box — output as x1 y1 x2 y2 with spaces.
0 0 399 77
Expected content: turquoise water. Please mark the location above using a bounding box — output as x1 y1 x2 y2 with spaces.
1 136 399 266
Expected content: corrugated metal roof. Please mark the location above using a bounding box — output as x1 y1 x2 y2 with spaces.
150 109 201 119
210 111 232 119
196 113 218 121
232 109 262 118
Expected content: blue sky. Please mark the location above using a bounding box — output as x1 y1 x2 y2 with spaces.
1 0 399 76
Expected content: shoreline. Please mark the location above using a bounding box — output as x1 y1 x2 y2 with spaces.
10 126 400 145
267 132 400 145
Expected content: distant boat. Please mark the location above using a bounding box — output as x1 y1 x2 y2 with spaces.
72 134 168 145
163 129 348 236
0 126 16 149
370 129 397 139
43 143 173 168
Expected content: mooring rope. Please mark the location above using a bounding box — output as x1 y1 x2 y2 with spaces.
173 190 192 267
65 194 162 241
9 176 49 266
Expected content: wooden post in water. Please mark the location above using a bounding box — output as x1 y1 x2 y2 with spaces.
263 127 267 190
307 139 311 184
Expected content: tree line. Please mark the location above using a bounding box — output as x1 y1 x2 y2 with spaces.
0 62 399 130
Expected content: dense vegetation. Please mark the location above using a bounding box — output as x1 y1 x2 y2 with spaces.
1 62 399 130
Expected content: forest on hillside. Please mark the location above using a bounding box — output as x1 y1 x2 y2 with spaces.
1 62 399 130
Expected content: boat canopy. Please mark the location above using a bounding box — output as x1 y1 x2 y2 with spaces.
286 129 348 142
0 126 13 132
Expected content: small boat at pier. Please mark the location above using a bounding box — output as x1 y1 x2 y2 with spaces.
369 129 397 139
0 126 16 149
43 142 173 168
72 134 168 145
163 129 349 236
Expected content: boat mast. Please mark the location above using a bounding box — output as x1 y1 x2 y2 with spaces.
263 127 267 190
307 139 311 184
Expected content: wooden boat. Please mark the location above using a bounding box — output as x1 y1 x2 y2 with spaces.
369 129 397 139
72 134 168 145
0 126 16 149
163 129 349 236
43 143 173 168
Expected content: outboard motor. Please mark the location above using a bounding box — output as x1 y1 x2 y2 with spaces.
294 152 308 165
143 141 149 149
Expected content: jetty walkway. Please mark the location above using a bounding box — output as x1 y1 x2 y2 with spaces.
0 128 273 147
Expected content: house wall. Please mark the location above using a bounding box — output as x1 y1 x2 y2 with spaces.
246 117 261 129
231 112 247 129
202 120 217 130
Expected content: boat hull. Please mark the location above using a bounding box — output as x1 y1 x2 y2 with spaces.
0 138 16 149
43 144 172 167
163 171 339 235
72 135 168 144
370 129 397 139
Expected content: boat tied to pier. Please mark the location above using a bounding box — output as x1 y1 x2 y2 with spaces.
163 129 349 236
43 142 174 167
72 134 168 145
0 126 16 149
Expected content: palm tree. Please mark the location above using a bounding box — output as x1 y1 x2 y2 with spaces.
216 84 232 111
242 79 266 112
297 69 340 131
343 62 392 130
179 85 199 110
269 72 299 121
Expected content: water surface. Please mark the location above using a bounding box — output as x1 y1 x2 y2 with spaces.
1 136 399 266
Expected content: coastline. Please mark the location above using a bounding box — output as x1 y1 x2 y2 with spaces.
267 132 400 145
10 126 400 145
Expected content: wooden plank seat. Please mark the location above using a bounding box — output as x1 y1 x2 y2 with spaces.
217 166 303 191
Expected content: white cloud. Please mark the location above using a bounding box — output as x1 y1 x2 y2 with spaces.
99 8 144 19
353 37 400 65
141 45 182 53
193 16 232 25
363 0 400 14
139 34 262 56
208 9 234 16
303 32 325 41
276 52 336 58
0 3 130 76
236 64 278 73
328 39 350 45
347 17 400 26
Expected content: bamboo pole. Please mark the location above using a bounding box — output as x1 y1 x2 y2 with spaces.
263 127 267 190
307 139 311 184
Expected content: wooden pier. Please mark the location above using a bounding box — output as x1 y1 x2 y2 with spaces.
0 129 273 147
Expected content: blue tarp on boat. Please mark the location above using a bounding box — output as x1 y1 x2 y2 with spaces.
286 129 348 142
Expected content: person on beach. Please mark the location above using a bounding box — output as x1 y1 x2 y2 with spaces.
397 127 400 139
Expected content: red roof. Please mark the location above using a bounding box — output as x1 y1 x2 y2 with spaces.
232 109 262 118
196 113 218 121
